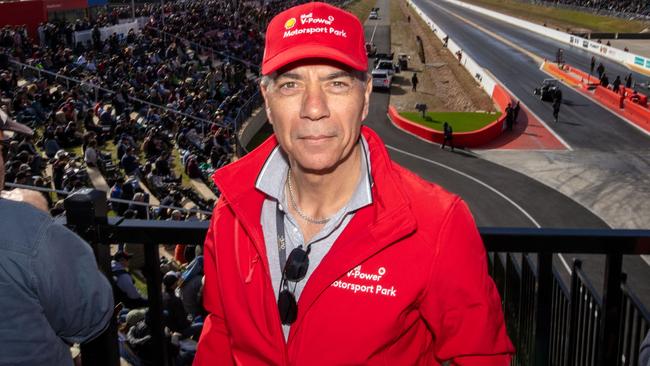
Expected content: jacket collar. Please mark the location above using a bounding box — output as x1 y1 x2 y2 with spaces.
213 126 418 337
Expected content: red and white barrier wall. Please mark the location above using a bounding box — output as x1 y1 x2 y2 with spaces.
440 0 650 76
397 0 507 147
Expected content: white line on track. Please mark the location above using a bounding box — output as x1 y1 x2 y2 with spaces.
386 144 574 274
369 21 379 44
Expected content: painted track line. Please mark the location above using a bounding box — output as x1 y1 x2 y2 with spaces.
422 2 573 150
386 144 574 274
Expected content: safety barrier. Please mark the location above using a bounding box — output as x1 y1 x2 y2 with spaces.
64 189 650 366
564 66 597 89
621 100 650 128
594 86 624 110
438 0 650 76
398 0 511 148
543 62 583 87
388 104 505 148
548 62 650 133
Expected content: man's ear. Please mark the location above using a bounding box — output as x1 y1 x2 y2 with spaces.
361 76 372 121
260 81 274 126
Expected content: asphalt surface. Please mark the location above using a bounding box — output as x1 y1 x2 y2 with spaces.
364 0 650 306
411 0 650 151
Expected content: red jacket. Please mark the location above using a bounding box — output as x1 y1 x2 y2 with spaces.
194 127 514 365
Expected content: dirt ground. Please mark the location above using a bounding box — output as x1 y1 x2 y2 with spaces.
389 1 497 113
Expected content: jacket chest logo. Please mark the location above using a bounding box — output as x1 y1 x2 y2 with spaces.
331 265 397 297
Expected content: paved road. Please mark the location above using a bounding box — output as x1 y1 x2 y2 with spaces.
364 0 650 307
412 0 650 150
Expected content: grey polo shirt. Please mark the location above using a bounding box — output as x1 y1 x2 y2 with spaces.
256 136 373 340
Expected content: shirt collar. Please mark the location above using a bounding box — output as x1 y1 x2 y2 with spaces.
255 135 373 211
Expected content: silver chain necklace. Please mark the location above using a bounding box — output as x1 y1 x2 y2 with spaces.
286 168 332 225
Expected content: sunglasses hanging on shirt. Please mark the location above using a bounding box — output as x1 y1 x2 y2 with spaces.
276 204 311 325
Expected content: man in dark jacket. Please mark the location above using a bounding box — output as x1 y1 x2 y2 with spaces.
1 109 113 366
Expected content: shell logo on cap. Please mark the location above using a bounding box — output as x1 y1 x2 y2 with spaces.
285 18 296 30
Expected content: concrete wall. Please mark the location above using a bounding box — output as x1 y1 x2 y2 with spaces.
440 0 650 76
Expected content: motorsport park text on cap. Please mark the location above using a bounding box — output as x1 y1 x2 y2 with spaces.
261 2 368 75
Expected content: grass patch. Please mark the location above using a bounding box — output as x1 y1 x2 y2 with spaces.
400 111 502 132
345 0 376 23
460 0 650 33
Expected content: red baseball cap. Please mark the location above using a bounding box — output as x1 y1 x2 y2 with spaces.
261 2 368 75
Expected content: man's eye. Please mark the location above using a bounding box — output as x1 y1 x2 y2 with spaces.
330 81 350 90
279 81 297 90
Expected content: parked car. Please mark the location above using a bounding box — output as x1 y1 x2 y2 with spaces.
374 52 394 64
372 69 393 90
397 53 410 70
374 59 400 75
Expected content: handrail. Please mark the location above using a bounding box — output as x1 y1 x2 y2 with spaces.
4 182 213 216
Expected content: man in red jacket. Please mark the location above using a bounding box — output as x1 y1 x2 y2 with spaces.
194 2 514 365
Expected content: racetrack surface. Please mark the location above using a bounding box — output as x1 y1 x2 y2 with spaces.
412 0 650 151
364 0 650 307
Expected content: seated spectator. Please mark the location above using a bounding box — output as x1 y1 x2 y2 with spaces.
185 154 201 179
122 147 140 176
179 256 205 319
126 309 156 366
162 271 202 340
111 251 148 309
84 139 98 167
43 131 61 159
129 192 148 219
118 308 147 366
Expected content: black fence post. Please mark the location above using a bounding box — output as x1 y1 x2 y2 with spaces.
597 252 624 366
534 252 552 366
566 259 582 366
65 189 119 366
144 241 169 366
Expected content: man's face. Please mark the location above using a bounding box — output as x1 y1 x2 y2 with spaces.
261 63 372 173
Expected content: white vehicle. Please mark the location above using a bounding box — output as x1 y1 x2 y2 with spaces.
372 69 392 90
374 59 399 75
369 10 378 19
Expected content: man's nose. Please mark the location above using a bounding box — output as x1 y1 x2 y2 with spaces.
300 84 330 121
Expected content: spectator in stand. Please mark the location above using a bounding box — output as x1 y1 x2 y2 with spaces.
129 192 149 219
162 271 201 338
1 108 114 366
126 309 156 366
179 255 205 319
111 250 148 309
43 130 61 159
122 147 140 176
84 138 99 167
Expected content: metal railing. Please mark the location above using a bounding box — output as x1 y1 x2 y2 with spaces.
63 192 650 366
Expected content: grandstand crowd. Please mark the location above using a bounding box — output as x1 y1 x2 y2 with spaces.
532 0 650 18
1 0 346 364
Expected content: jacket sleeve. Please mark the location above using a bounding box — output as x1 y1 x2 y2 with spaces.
420 198 514 365
194 203 235 366
34 221 114 344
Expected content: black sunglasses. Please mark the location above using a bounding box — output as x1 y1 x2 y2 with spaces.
278 245 311 325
